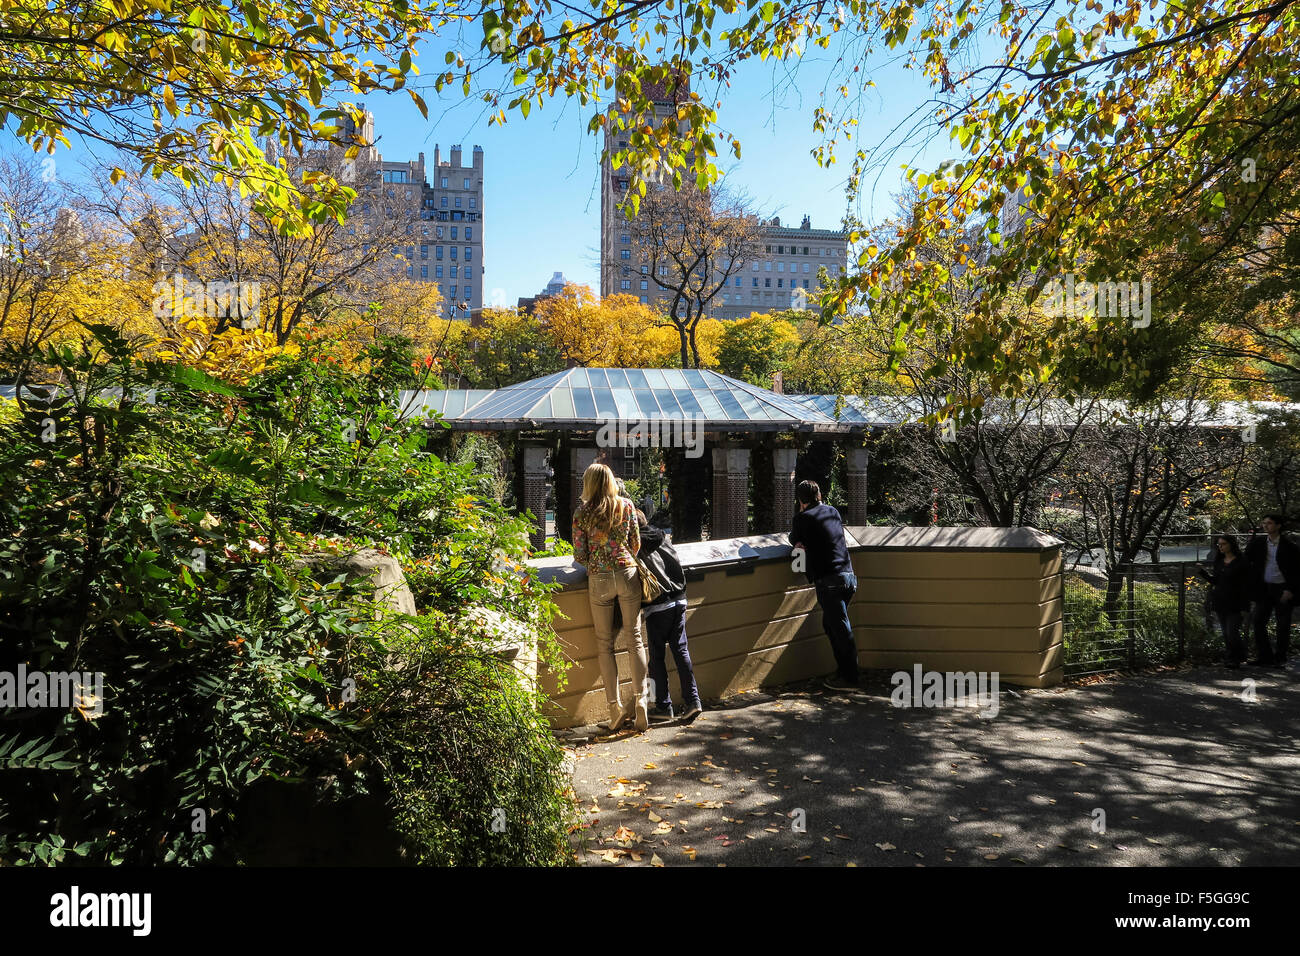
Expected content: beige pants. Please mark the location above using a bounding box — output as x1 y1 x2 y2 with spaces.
588 566 649 711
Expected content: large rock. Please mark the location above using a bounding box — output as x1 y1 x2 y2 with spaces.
295 549 417 617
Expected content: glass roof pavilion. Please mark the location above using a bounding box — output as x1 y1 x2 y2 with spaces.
399 369 857 433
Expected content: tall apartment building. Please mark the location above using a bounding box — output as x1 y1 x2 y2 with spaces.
341 111 485 320
598 79 848 319
709 216 849 321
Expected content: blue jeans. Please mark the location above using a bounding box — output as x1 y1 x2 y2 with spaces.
644 602 700 710
815 571 858 681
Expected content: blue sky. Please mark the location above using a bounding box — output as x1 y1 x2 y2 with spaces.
380 46 946 303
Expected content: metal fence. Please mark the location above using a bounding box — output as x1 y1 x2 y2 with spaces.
1062 559 1219 679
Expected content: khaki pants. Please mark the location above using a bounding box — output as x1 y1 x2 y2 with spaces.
588 566 649 711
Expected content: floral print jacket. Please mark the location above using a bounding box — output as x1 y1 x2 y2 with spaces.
572 497 640 573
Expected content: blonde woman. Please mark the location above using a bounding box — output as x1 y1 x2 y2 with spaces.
572 463 650 733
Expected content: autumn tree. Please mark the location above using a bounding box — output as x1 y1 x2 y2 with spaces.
436 0 1300 410
91 145 436 351
534 283 670 368
1 0 438 234
623 186 764 368
454 308 564 388
1054 397 1242 619
717 312 799 387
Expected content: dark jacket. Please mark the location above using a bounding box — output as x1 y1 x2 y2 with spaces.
1244 533 1300 598
1209 554 1252 614
788 502 852 585
638 524 687 609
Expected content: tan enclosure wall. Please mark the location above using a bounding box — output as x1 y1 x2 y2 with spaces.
529 526 1064 728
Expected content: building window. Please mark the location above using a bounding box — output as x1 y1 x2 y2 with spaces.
451 226 458 239
765 261 772 271
455 197 462 208
440 176 448 187
420 265 428 278
464 247 472 261
777 279 783 288
407 264 413 277
640 296 648 304
465 227 473 240
420 245 428 259
777 262 784 272
440 196 448 208
658 266 667 276
752 262 760 271
383 170 409 183
435 246 443 259
463 178 470 189
640 280 648 290
451 265 458 278
406 246 414 259
469 198 476 209
621 279 631 290
361 243 370 254
765 278 771 287
803 279 810 288
803 246 809 255
436 265 443 278
640 265 648 274
752 277 758 287
436 227 444 238
450 285 457 298
620 233 631 243
450 247 457 260
464 286 473 300
421 226 428 236
764 245 771 253
620 249 631 259
803 263 810 273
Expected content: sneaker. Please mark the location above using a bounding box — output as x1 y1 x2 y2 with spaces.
680 701 704 723
648 705 675 723
633 698 650 732
823 675 860 692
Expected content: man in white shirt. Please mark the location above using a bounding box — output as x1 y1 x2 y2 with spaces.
1245 514 1298 668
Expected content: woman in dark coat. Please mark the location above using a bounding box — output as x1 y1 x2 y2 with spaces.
1209 535 1252 668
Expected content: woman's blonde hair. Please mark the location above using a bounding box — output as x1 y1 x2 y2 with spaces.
577 462 622 534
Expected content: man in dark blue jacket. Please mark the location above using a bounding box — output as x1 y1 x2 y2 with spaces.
638 516 703 723
788 480 859 691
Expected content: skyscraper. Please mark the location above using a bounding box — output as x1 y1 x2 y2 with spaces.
342 111 485 320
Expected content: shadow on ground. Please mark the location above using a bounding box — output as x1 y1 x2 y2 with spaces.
561 663 1300 866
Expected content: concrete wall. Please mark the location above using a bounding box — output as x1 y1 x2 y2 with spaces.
529 526 1064 728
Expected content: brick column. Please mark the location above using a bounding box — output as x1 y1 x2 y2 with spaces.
710 447 750 539
844 447 869 525
568 446 600 532
518 445 549 551
771 448 798 533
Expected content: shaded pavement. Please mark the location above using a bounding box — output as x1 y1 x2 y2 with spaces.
560 665 1300 866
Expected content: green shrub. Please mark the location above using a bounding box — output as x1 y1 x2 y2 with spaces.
351 611 577 865
0 327 573 866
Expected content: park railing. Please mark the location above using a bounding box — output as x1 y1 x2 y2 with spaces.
1063 560 1217 679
